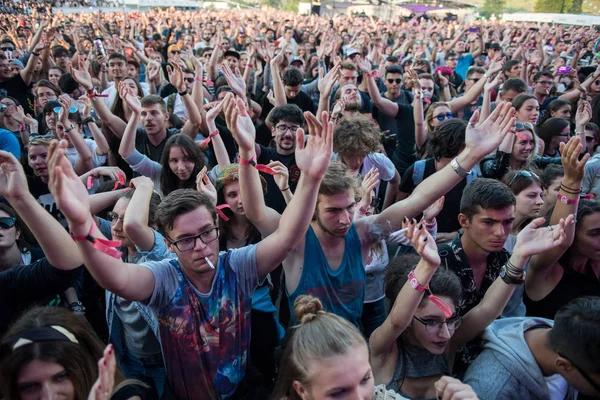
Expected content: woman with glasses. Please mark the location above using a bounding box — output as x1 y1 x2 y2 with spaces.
369 216 565 399
271 294 479 400
97 175 169 397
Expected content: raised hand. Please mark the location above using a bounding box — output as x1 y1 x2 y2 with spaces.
331 99 345 116
195 166 217 205
560 136 589 183
91 166 126 181
87 344 116 400
267 160 290 191
405 217 440 267
70 58 94 91
120 82 141 114
487 55 506 75
358 167 380 209
205 100 223 125
221 62 246 97
513 215 574 260
129 175 154 190
146 62 160 83
318 63 341 97
435 376 479 400
423 196 444 223
295 111 333 181
0 151 30 201
223 93 255 152
356 56 372 75
167 63 185 93
57 94 72 124
47 140 92 229
465 101 515 159
575 100 592 127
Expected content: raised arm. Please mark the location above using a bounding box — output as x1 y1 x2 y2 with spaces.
270 49 287 107
448 57 504 112
117 83 141 160
167 63 202 138
370 103 515 233
123 177 156 252
224 93 281 236
316 64 341 118
527 137 588 299
21 42 45 87
450 216 571 352
358 57 399 117
70 59 127 137
204 100 231 171
81 97 110 156
0 151 83 270
47 140 155 302
370 220 440 361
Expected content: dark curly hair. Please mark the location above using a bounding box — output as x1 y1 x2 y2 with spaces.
427 119 467 161
333 117 381 158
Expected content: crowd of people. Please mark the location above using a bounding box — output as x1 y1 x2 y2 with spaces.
0 6 599 400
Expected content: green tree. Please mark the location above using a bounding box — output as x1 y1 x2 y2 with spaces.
480 0 506 18
568 0 583 13
534 0 574 12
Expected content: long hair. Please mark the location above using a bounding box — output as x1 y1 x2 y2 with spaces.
0 203 36 253
0 307 120 399
159 134 206 196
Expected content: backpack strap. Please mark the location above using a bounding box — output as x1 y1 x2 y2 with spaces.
412 159 427 187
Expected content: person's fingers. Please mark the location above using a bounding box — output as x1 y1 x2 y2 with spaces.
528 216 547 230
295 127 306 151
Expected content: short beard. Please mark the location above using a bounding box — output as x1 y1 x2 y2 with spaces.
344 101 361 112
315 212 347 238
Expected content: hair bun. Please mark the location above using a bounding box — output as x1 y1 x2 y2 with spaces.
293 295 324 324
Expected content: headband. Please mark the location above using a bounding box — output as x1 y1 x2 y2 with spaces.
2 325 79 354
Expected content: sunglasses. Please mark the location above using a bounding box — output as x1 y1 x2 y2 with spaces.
53 107 78 114
387 78 402 84
586 136 595 142
595 80 600 86
434 112 453 121
1 47 14 52
507 170 539 186
170 50 181 55
537 80 553 86
0 217 16 229
184 77 195 83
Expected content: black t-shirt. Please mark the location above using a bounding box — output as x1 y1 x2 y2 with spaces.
0 74 35 115
385 104 416 177
260 91 316 120
27 175 67 227
399 158 464 233
134 127 179 163
257 144 299 214
0 258 83 335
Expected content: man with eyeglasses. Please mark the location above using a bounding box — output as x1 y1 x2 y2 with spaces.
465 297 600 400
582 122 600 198
255 104 303 213
532 71 558 113
47 98 334 399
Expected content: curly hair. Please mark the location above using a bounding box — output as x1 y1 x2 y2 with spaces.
333 117 381 158
427 119 467 161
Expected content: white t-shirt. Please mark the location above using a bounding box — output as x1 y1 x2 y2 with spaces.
544 373 569 400
102 81 151 109
64 138 107 168
331 152 396 197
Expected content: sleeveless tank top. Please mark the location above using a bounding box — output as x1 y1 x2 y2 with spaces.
386 338 450 399
525 261 600 319
287 223 365 327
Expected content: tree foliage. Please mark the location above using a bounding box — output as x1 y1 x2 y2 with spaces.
534 0 575 13
480 0 506 18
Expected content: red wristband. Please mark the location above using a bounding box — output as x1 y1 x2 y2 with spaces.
216 204 230 221
86 89 109 98
408 270 428 292
238 155 276 175
199 130 219 147
71 221 122 258
367 70 380 79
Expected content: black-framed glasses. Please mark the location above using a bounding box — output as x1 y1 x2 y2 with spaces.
0 217 16 229
169 226 219 252
585 136 595 142
106 212 125 225
507 170 539 187
387 78 402 84
537 80 553 86
1 47 14 52
515 122 535 131
558 352 600 396
434 112 453 121
276 124 299 133
170 50 181 55
413 315 462 335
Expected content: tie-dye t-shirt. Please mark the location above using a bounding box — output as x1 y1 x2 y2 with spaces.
142 245 258 399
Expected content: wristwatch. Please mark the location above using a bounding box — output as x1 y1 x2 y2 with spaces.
499 264 525 285
450 157 471 178
69 301 86 314
408 270 429 292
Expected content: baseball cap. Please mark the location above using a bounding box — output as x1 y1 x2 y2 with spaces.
290 56 305 65
224 49 241 60
345 48 360 58
9 59 24 69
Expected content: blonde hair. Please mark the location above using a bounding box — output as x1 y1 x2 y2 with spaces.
271 296 366 400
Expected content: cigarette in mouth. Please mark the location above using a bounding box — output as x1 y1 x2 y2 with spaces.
205 257 215 269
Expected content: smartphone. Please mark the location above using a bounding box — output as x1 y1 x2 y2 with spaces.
469 27 478 33
529 27 539 32
558 66 571 74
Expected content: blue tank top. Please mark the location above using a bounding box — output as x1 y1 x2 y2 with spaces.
287 223 365 327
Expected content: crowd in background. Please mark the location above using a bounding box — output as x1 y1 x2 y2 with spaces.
0 6 599 400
